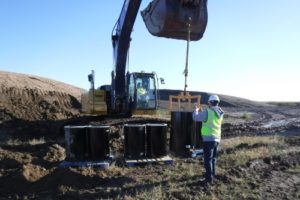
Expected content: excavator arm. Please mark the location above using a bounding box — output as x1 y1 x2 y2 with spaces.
111 0 142 112
110 0 208 113
82 0 208 115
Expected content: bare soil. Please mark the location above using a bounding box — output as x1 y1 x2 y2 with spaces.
0 71 299 199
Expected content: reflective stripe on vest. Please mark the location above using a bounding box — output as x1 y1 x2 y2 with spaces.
201 108 222 137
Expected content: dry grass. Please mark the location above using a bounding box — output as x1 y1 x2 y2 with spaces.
156 109 171 120
220 146 277 167
1 133 299 200
126 185 166 200
132 108 171 120
219 135 287 167
4 137 46 146
28 137 46 145
221 135 282 150
107 135 298 199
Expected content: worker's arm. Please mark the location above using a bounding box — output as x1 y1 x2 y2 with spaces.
192 107 207 122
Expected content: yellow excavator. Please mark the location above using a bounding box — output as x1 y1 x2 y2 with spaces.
81 0 208 116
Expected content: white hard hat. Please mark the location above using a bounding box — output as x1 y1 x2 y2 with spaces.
208 94 220 102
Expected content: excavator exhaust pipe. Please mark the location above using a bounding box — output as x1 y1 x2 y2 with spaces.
141 0 208 41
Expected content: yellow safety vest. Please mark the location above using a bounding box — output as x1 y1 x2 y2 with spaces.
137 87 146 95
201 108 222 138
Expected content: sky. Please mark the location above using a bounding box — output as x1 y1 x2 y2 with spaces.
0 0 299 102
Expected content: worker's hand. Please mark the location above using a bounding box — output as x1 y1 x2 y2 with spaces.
194 103 201 112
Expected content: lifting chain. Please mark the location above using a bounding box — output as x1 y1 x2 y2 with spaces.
183 17 192 95
169 16 201 112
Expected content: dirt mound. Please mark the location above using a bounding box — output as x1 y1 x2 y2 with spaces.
0 71 84 121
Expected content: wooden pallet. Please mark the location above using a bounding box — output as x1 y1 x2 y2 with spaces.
59 158 112 169
125 155 173 167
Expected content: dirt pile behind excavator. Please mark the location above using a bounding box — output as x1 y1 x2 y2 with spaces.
141 0 208 41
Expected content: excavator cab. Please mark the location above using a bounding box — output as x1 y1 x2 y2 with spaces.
81 71 157 116
127 72 157 115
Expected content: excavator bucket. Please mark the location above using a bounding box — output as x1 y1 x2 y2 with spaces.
141 0 208 41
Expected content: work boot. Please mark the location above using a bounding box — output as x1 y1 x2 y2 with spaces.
204 179 213 188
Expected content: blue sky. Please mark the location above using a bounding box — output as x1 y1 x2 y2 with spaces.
0 0 299 102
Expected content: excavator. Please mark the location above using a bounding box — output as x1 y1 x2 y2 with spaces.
81 0 208 116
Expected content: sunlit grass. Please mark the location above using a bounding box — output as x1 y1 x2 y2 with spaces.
220 146 277 167
221 135 283 150
219 135 294 167
132 109 171 120
242 112 252 120
28 137 46 145
128 184 166 200
156 109 171 120
4 137 46 146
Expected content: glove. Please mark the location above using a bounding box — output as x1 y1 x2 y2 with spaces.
194 103 200 112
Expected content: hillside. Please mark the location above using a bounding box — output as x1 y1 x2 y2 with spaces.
0 71 269 123
0 71 84 121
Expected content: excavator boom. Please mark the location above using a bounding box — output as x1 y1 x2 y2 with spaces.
111 0 208 113
83 0 208 115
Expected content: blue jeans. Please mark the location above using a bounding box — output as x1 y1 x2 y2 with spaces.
203 141 219 183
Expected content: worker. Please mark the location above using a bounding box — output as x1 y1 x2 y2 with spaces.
192 94 224 186
137 82 146 96
137 82 148 107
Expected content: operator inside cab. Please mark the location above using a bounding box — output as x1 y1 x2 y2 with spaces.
136 81 149 108
137 82 146 95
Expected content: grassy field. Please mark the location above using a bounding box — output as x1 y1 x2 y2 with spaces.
110 135 300 200
1 133 299 199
